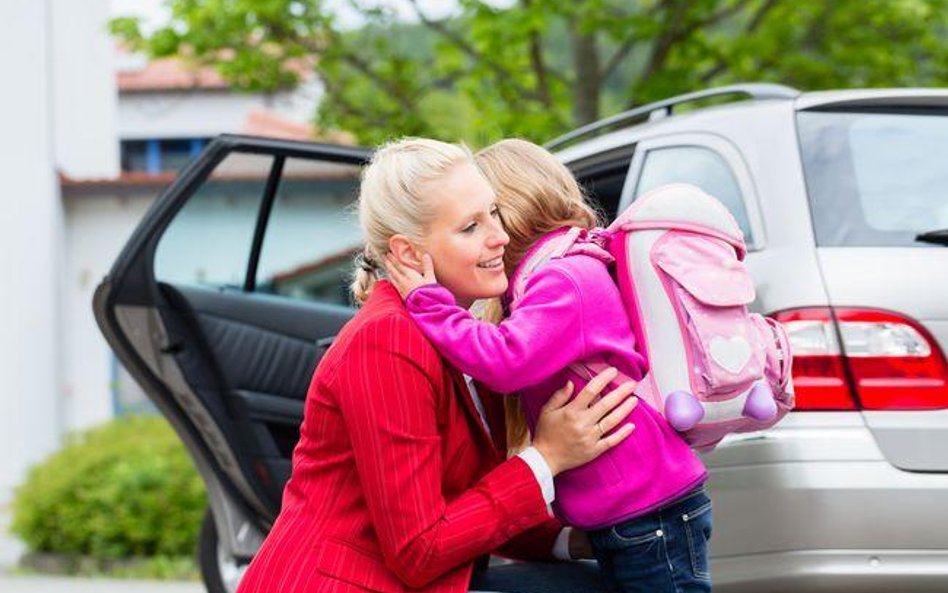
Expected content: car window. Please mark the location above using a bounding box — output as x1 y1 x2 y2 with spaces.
634 146 753 241
798 110 948 246
154 152 273 289
575 165 629 221
254 158 362 306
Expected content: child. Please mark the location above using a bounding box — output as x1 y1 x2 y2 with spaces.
385 139 711 593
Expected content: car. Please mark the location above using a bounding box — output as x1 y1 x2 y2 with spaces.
94 83 948 593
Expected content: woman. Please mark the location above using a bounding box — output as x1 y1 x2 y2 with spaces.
386 139 711 593
235 138 638 593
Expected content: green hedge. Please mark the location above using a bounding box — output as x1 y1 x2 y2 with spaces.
11 416 206 559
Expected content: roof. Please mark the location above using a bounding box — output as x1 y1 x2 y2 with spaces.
58 171 177 197
117 56 230 92
116 48 316 94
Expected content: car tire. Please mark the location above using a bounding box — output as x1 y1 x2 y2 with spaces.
198 507 249 593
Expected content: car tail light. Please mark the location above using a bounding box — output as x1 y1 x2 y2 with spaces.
772 307 948 411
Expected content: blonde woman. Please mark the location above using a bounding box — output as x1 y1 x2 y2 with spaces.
235 138 635 593
385 139 712 593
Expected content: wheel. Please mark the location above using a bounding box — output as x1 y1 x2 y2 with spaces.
198 507 249 593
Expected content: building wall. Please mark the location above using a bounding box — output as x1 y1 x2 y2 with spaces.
62 190 156 431
52 0 119 178
118 83 320 140
0 0 64 503
0 0 119 502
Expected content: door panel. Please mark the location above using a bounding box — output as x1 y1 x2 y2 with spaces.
162 283 353 502
94 135 370 522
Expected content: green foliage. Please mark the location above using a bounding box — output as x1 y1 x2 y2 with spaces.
11 416 206 559
110 0 948 146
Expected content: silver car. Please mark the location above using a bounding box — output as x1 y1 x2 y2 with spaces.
94 84 948 593
551 84 948 592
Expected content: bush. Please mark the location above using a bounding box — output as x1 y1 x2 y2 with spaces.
11 416 206 559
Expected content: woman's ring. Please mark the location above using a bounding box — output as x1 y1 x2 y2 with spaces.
596 421 604 436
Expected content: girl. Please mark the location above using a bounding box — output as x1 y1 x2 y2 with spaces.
385 139 712 593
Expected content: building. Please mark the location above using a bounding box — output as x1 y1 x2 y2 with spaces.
0 0 357 502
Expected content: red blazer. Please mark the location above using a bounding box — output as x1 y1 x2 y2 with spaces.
237 281 561 593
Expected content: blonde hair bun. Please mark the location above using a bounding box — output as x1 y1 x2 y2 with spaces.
351 138 474 304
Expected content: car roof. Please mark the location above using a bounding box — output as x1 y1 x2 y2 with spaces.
553 85 948 164
794 88 948 110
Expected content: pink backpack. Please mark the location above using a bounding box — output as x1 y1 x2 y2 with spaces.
510 183 794 450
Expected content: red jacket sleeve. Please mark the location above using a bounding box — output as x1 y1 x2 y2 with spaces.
332 314 554 588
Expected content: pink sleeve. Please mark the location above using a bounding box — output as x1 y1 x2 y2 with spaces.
404 268 587 393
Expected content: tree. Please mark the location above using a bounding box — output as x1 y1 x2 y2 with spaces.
111 0 948 146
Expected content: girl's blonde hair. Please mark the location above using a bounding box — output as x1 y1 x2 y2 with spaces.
351 137 474 305
475 139 600 277
474 139 602 453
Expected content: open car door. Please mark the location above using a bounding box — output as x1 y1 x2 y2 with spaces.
93 135 370 592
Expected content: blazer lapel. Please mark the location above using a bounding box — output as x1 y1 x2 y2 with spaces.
448 369 501 460
477 382 509 455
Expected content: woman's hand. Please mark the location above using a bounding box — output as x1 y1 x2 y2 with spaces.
385 253 438 299
532 367 638 476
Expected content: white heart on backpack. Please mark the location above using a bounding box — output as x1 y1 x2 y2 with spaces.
709 335 751 374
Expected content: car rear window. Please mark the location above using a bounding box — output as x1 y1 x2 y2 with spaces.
797 109 948 247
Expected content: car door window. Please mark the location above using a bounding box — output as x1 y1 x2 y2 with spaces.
254 158 362 306
634 146 753 241
154 152 274 289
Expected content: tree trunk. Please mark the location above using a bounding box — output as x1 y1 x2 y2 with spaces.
569 23 601 126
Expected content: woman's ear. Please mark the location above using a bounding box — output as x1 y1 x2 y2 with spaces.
388 235 424 271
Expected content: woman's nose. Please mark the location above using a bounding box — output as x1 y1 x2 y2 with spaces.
488 218 509 247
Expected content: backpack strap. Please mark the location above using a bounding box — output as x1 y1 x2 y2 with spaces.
509 227 613 303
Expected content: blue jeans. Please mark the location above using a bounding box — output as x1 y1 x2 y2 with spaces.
586 486 713 593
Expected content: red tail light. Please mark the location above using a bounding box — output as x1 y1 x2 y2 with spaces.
772 307 948 411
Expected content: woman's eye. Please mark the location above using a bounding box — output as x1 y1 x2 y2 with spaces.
461 222 477 234
490 208 501 219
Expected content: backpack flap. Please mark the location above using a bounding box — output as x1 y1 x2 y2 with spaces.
651 231 762 397
651 233 755 307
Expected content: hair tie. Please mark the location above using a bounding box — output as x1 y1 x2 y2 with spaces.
359 255 377 274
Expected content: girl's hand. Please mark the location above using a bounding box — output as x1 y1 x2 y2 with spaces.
384 253 438 300
531 367 638 476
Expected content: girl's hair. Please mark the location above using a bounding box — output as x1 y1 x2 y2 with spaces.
474 139 602 453
474 138 601 277
351 137 474 305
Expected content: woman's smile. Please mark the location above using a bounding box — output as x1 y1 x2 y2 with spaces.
477 256 505 270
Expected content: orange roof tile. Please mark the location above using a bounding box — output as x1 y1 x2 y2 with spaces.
241 109 314 141
118 56 230 92
241 109 358 145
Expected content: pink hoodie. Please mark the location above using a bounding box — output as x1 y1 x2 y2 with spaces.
404 229 707 530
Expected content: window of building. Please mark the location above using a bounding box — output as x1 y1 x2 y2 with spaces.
120 138 210 174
